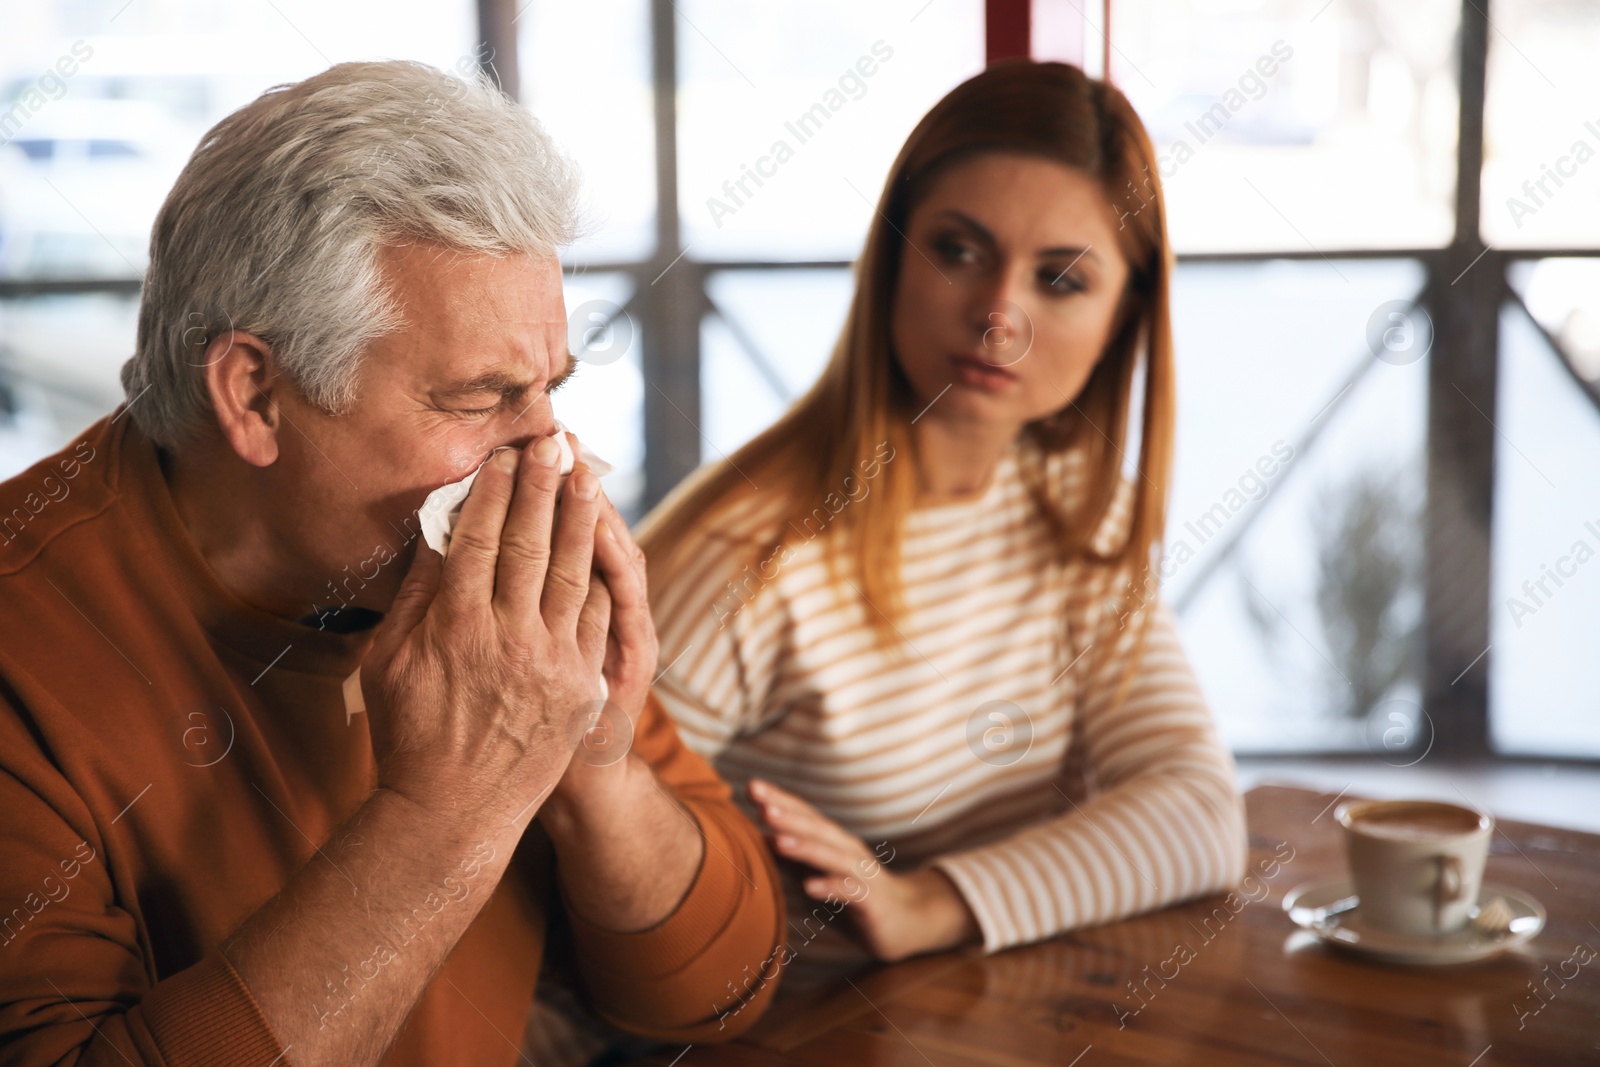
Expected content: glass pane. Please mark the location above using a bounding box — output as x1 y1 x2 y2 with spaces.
1511 257 1600 383
699 268 852 459
676 0 985 260
1167 259 1429 752
1490 262 1600 756
559 271 645 518
1112 0 1459 252
0 293 132 477
519 0 657 262
1481 1 1600 248
0 0 476 280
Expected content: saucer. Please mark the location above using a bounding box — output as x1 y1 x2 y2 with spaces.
1283 877 1545 965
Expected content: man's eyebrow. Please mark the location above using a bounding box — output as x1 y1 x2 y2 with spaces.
547 352 579 392
433 371 534 398
434 353 578 398
932 209 1100 264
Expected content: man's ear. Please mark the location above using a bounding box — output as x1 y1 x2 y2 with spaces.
201 330 283 468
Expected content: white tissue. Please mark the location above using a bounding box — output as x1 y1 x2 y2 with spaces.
419 422 614 556
343 422 614 720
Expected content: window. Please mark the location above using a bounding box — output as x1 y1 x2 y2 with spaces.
2 0 1596 761
0 0 479 470
1480 0 1600 248
1490 260 1600 756
1168 258 1428 751
700 268 853 458
1112 0 1461 252
675 0 985 261
517 0 658 263
558 272 647 515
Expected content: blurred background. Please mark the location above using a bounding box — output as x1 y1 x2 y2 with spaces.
1 1 1596 815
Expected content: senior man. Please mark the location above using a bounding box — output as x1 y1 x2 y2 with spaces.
0 62 784 1065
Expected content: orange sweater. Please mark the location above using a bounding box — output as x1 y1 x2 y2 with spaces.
0 415 784 1065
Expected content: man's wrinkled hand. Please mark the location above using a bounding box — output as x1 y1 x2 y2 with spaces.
360 437 617 829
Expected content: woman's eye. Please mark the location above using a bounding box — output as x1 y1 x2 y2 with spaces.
934 236 977 264
1041 268 1087 294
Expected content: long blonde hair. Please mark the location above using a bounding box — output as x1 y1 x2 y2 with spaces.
639 61 1175 637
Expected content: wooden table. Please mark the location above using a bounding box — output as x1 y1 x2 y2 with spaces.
629 784 1600 1066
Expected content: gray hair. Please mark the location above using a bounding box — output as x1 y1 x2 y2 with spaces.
122 60 581 447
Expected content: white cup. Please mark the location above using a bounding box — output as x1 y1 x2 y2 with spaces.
1338 799 1492 937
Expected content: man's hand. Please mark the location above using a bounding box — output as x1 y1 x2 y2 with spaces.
512 461 709 937
361 435 615 829
591 473 659 714
750 778 981 962
226 434 664 1067
549 484 658 791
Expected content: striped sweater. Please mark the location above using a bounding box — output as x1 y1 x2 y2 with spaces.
648 439 1247 973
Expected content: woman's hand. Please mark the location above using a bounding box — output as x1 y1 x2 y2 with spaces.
748 778 981 962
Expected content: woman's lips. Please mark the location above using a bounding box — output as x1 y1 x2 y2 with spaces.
949 355 1018 392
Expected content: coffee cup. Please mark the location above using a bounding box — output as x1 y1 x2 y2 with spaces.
1337 799 1491 937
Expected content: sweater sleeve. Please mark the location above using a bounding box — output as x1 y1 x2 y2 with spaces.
931 598 1248 953
646 529 788 763
559 691 786 1042
0 758 286 1067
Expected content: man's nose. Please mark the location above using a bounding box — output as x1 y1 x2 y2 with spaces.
500 409 558 452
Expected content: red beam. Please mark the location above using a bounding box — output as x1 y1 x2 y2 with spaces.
986 0 1031 63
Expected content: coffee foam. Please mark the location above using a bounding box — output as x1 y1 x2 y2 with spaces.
1349 803 1483 841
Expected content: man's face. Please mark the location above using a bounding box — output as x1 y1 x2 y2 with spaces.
266 242 574 617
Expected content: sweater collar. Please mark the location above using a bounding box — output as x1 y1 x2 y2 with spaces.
110 413 375 679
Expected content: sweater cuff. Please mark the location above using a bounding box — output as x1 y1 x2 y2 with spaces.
139 951 286 1066
566 801 738 979
564 801 781 1037
930 853 1023 954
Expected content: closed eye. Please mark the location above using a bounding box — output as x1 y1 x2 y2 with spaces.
440 387 527 417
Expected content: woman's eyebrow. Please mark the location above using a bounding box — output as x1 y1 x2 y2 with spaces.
1039 244 1098 263
931 209 997 245
930 209 1099 264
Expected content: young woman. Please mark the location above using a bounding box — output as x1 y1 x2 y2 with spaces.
639 61 1246 984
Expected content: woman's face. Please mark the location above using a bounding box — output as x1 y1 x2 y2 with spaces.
890 152 1133 433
